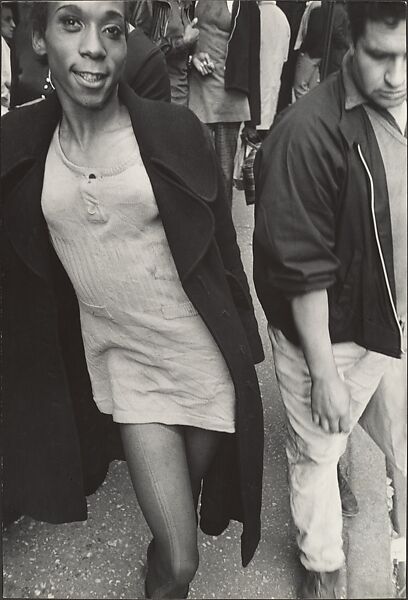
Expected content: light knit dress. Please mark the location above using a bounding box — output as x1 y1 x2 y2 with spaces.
41 122 236 432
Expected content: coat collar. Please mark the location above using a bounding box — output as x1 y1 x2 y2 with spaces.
2 83 217 204
119 84 218 204
3 83 218 283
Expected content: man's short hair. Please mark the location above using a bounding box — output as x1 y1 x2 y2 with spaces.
347 1 407 44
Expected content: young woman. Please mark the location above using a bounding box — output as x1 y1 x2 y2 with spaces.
2 2 264 598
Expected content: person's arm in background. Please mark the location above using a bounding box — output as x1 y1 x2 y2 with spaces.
293 6 323 100
164 18 199 57
293 51 321 100
150 2 199 57
124 27 171 102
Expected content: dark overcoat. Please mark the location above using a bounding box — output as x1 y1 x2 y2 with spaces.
1 85 264 567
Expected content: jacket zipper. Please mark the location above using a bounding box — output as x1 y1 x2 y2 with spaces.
357 144 404 355
225 1 240 65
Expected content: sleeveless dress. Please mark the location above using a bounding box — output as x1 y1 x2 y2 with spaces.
41 121 236 432
188 0 250 124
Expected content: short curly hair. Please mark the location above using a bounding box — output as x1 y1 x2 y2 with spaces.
30 0 130 38
347 0 406 44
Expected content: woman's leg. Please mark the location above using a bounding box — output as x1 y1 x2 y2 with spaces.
184 426 224 510
120 423 198 599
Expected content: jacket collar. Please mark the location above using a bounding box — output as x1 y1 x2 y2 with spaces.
337 69 368 150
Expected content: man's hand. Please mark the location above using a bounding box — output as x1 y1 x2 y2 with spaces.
311 373 351 434
242 125 260 144
290 289 352 435
192 52 215 76
183 17 199 47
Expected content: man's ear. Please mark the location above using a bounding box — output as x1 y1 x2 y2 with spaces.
32 30 47 57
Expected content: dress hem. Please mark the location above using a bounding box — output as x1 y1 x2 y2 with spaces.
98 407 236 433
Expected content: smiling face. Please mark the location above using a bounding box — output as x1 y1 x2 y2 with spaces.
351 18 406 110
32 1 127 113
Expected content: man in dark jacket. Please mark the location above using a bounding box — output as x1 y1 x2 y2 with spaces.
254 2 406 597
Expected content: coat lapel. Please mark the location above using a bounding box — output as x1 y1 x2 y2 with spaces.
120 83 219 281
3 94 61 282
4 85 220 283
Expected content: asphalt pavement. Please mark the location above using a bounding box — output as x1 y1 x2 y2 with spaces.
3 190 395 599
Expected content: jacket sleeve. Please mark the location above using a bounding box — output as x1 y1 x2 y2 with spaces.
150 2 193 58
201 127 264 364
254 105 344 296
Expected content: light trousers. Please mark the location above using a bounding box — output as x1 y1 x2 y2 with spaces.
269 326 405 572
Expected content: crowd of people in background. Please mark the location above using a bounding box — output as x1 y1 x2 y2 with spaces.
1 0 352 201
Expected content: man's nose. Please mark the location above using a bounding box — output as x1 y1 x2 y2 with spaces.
79 25 107 60
385 56 406 89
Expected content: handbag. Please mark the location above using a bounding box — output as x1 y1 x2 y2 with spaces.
242 139 261 206
233 134 261 205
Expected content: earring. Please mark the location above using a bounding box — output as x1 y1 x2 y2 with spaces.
46 69 55 90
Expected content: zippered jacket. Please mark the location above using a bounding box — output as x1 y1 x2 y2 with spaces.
253 69 403 359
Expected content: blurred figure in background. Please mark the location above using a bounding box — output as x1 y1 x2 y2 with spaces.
276 0 306 112
9 1 54 108
254 0 290 138
293 0 351 101
293 1 323 100
321 0 351 77
149 0 197 105
1 1 16 114
129 0 153 35
189 0 261 208
134 0 198 105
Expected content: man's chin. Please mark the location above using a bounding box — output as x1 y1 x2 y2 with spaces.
374 93 406 110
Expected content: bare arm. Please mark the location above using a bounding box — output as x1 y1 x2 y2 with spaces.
291 289 351 434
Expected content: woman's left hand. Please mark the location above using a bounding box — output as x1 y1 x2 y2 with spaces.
192 52 214 76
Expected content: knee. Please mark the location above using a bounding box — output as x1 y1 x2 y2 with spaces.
170 550 199 587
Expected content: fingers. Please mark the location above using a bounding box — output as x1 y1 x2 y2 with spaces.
191 17 198 27
319 417 331 434
316 414 349 434
339 413 351 434
192 56 208 76
312 409 320 427
311 410 346 434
